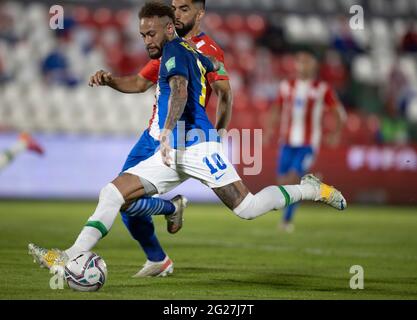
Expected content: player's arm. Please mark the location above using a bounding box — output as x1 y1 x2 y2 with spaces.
205 55 221 73
211 80 233 135
263 89 282 146
160 75 189 166
195 49 228 134
324 87 347 146
327 103 347 146
263 104 280 146
88 70 154 93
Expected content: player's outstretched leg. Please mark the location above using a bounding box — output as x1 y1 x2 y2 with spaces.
214 174 346 220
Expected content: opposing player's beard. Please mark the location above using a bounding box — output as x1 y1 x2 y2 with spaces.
176 18 196 37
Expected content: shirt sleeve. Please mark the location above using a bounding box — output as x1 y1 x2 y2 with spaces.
161 44 189 81
206 51 229 84
138 59 160 84
323 86 340 109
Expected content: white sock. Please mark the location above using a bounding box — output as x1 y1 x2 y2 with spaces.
233 186 284 220
65 183 125 258
233 184 316 220
279 184 317 201
297 183 318 201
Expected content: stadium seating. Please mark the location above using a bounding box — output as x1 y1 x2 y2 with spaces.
0 0 416 143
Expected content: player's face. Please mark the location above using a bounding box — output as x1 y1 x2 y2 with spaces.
140 16 174 59
172 0 204 37
295 52 317 79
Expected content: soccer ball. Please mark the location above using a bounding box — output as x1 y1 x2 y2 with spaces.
64 251 107 292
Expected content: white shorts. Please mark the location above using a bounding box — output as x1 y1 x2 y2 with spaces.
125 142 241 194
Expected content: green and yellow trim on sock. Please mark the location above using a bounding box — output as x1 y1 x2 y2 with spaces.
278 186 291 207
85 220 108 238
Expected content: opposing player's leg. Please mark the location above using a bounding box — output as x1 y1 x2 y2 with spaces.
278 146 315 231
117 131 187 276
122 194 187 234
278 171 300 232
120 194 187 277
120 213 174 277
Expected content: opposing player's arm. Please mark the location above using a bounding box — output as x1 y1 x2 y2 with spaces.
263 101 281 146
327 103 347 146
108 74 154 93
325 87 347 146
211 80 233 135
89 70 154 93
205 55 221 73
160 75 189 166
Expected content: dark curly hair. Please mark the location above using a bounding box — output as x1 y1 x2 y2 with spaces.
192 0 206 9
138 1 175 22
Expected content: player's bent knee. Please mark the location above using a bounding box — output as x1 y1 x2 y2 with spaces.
99 183 125 205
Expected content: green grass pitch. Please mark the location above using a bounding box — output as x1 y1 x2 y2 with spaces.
0 201 416 300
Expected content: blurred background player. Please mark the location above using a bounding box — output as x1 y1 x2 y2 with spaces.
264 51 346 232
0 133 44 171
87 0 233 277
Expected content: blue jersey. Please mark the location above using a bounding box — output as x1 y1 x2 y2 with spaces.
148 37 220 148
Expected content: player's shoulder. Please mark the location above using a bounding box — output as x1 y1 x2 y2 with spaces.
164 37 183 51
193 32 224 56
163 37 186 54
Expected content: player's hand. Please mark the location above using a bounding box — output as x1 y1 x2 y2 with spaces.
88 70 113 87
160 130 173 167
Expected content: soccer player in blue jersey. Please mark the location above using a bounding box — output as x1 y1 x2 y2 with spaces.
29 2 347 274
88 0 233 277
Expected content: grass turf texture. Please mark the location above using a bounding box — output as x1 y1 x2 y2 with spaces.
0 201 416 300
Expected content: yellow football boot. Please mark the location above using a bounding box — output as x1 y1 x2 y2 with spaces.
301 174 347 210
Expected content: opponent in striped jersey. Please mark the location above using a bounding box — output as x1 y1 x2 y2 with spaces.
265 51 346 232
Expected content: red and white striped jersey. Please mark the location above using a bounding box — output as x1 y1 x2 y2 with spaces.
276 79 340 149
